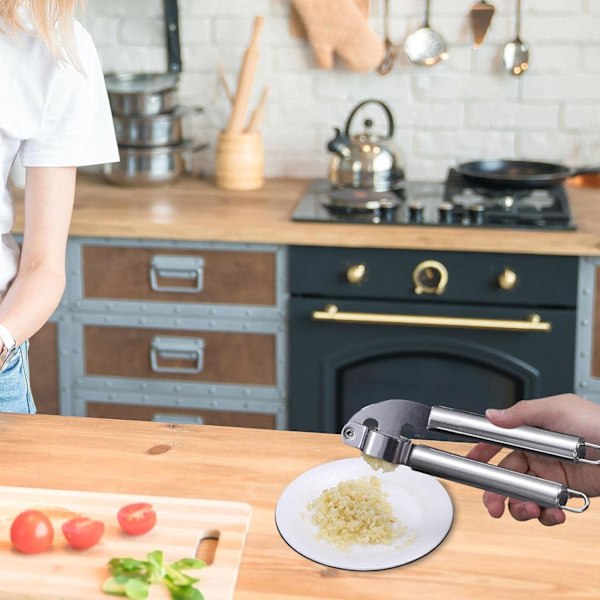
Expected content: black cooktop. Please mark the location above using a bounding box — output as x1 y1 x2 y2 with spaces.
292 171 576 230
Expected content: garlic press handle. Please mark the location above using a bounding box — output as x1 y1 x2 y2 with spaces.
408 445 589 512
429 406 600 464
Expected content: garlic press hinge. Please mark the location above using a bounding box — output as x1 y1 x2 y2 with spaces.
342 421 413 465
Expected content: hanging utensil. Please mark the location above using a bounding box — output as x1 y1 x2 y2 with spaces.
469 0 495 49
404 0 448 66
503 0 529 76
377 0 399 76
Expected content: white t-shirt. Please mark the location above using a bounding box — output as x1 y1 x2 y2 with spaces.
0 18 119 296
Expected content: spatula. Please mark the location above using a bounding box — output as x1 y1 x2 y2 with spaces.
469 0 495 48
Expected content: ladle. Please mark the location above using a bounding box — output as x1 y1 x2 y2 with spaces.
404 0 448 67
377 0 399 75
502 0 529 76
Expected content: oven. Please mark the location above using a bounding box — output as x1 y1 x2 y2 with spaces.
288 246 578 433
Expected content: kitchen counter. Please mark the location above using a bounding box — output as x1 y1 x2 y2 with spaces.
12 174 600 255
0 414 598 599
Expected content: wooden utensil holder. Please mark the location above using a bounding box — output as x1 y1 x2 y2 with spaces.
215 131 264 190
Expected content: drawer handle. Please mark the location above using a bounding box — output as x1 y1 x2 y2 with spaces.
150 336 205 374
150 255 204 293
151 413 205 425
311 304 552 332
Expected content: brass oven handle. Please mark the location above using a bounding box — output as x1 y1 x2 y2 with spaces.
311 305 552 332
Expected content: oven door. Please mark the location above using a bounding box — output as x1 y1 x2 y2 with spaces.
289 297 576 433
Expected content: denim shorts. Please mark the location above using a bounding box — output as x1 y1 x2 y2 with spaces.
0 341 36 414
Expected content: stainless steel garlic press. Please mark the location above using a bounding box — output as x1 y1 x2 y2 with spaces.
342 399 600 513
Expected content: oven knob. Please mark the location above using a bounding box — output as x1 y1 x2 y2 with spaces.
438 201 454 224
408 201 424 223
346 264 367 285
412 260 448 295
497 267 518 290
469 204 485 225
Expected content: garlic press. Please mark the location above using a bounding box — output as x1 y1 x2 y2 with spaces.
342 399 600 513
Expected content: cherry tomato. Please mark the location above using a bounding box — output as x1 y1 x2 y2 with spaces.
117 503 157 535
10 510 54 554
61 516 105 550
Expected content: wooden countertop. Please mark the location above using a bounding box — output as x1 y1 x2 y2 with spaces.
1 414 598 599
12 175 600 255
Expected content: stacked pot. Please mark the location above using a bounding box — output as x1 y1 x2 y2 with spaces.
103 73 206 186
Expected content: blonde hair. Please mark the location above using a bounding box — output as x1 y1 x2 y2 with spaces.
0 0 82 68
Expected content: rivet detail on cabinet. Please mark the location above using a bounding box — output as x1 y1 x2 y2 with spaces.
346 264 367 285
498 267 518 290
412 260 448 295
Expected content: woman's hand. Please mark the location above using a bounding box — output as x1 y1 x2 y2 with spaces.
466 394 600 526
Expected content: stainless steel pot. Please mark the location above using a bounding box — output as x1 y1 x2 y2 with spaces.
103 141 208 186
104 0 182 116
105 73 179 117
113 106 202 147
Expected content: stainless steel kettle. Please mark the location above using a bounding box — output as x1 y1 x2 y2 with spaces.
327 99 404 192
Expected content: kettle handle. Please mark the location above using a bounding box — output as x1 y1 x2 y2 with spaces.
344 99 395 139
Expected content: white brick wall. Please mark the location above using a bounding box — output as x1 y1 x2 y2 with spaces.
83 0 600 180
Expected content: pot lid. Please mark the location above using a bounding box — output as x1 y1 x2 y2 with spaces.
105 73 179 94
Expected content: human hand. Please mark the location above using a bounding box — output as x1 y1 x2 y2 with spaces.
466 394 600 526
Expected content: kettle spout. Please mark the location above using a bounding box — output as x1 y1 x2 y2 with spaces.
327 127 351 159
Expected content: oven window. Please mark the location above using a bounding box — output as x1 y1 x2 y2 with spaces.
338 351 523 433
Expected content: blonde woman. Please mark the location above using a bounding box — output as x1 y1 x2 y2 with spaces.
0 1 118 412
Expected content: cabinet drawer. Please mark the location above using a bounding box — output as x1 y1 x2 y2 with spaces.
82 246 276 306
84 326 276 386
85 401 276 429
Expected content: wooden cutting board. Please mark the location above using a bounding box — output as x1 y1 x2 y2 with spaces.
0 486 251 599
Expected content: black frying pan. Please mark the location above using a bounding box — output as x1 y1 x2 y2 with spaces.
455 159 600 189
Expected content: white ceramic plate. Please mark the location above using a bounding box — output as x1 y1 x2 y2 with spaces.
275 457 453 571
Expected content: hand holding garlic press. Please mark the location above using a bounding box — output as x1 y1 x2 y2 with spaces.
342 397 600 514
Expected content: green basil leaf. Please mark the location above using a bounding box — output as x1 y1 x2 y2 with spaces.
167 584 205 600
147 550 166 580
147 551 164 568
170 558 206 571
124 578 150 600
164 566 197 587
109 558 149 578
102 576 128 596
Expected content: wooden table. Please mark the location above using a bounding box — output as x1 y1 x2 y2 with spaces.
0 414 598 599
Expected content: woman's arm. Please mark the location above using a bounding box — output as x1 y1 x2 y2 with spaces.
0 167 76 345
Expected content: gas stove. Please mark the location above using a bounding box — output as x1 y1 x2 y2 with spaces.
292 170 576 230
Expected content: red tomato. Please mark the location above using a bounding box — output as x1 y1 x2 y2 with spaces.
117 503 157 535
61 516 105 550
10 510 54 554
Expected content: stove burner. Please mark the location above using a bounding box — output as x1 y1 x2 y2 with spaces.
444 169 574 228
326 188 400 212
291 176 575 230
321 188 400 223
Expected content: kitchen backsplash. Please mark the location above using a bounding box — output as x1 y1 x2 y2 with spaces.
83 0 600 181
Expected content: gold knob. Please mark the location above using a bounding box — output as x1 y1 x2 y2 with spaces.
412 260 448 295
498 268 518 290
346 264 366 285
